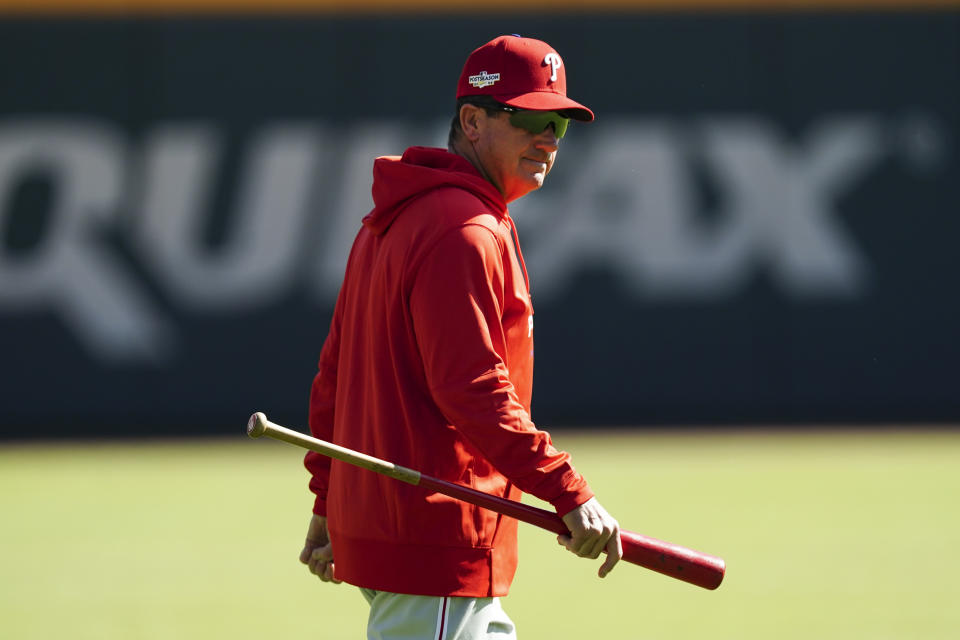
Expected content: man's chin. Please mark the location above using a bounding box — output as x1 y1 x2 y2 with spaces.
522 175 546 195
505 179 545 202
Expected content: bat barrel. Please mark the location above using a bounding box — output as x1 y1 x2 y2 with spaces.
417 474 725 590
620 530 725 590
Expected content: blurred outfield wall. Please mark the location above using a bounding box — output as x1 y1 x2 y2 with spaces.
1 2 958 437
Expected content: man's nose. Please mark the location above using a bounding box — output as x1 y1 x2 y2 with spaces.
535 125 559 151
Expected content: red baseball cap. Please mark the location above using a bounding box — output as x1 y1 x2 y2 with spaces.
456 35 594 122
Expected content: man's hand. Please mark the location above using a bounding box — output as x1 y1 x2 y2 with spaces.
299 514 341 583
558 497 623 578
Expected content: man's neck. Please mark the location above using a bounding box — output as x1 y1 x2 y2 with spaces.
449 138 500 198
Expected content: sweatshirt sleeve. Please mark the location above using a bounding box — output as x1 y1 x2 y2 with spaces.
409 223 593 516
304 289 344 517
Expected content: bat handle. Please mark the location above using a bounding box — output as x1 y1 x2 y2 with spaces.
247 412 268 438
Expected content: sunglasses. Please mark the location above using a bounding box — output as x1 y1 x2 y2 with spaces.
495 105 570 139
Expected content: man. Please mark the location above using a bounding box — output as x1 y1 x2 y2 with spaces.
301 35 622 639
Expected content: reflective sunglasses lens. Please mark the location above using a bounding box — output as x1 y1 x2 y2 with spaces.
509 111 569 139
551 115 569 138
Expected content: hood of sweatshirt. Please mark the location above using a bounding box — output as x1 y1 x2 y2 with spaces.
362 147 507 236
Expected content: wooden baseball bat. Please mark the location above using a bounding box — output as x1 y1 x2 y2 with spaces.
247 412 725 590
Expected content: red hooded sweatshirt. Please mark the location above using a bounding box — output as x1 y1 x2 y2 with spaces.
304 146 593 597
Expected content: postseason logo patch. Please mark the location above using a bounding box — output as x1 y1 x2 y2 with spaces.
468 71 501 89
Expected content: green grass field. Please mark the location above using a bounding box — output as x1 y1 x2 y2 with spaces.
2 429 958 639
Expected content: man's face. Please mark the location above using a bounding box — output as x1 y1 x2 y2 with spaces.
470 108 560 203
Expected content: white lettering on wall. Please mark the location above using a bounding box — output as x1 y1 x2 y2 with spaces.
516 117 884 300
0 115 943 362
135 124 322 308
0 120 172 362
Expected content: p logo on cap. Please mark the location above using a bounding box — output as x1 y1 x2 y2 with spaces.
543 53 562 83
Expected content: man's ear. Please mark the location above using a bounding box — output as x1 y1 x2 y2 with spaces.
459 104 485 142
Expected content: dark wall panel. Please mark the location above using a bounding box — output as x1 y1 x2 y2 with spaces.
1 12 957 436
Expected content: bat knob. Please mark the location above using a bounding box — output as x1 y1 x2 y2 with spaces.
247 412 267 438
